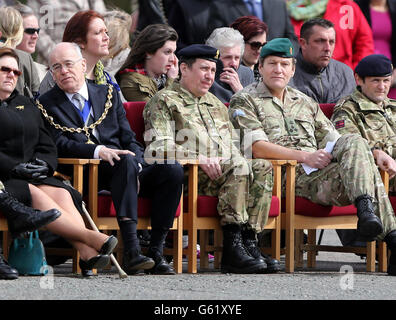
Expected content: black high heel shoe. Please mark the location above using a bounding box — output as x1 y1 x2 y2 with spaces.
79 255 110 270
99 235 118 255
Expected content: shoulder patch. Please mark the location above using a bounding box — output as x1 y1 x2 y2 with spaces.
232 109 246 118
335 120 345 129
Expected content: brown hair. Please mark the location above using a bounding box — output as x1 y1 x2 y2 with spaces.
0 47 19 64
62 10 105 45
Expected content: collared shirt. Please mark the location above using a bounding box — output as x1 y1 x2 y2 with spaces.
65 82 103 159
243 0 263 21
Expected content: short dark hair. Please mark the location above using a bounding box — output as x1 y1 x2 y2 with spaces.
300 18 334 41
0 47 19 65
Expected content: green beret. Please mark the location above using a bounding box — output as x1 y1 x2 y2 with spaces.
260 38 294 59
355 54 393 77
178 44 219 62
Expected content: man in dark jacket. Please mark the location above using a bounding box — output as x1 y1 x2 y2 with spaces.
137 0 298 50
38 42 184 276
288 18 355 104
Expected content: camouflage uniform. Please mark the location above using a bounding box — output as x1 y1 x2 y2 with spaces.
27 0 107 65
332 89 396 193
229 81 396 240
144 81 273 232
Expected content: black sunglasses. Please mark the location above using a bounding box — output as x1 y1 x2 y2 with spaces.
247 41 267 50
24 28 40 35
0 66 22 77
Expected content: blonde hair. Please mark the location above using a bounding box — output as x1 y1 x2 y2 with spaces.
0 7 24 49
103 9 132 59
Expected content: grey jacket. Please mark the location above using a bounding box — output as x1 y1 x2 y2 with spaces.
209 64 254 103
289 50 355 104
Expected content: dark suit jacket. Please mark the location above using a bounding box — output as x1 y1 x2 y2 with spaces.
166 0 298 51
38 82 145 165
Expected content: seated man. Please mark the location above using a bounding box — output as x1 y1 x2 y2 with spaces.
288 18 355 104
0 180 61 280
38 42 184 276
206 27 254 103
331 54 396 256
144 44 278 274
229 38 396 276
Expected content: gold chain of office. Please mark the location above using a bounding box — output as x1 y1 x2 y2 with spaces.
35 84 113 144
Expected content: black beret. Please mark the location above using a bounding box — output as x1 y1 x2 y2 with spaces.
178 44 219 62
260 38 294 59
355 54 393 77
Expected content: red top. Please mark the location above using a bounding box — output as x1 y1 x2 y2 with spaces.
291 0 374 69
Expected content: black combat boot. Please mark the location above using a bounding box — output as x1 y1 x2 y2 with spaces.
145 228 175 275
384 230 396 276
242 227 282 273
0 191 61 238
122 246 155 275
221 224 266 274
0 254 18 280
354 195 383 241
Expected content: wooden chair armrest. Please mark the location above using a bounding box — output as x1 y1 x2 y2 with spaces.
56 158 92 194
380 169 389 194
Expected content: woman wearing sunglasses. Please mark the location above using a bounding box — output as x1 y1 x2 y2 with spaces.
231 16 268 82
0 6 40 98
0 47 118 275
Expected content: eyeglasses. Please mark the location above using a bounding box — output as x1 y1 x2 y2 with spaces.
24 28 40 35
247 41 267 50
0 66 22 77
50 58 82 73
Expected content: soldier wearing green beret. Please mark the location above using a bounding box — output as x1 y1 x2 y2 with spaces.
229 38 396 276
143 44 280 274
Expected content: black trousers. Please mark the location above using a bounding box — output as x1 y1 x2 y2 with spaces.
98 154 184 229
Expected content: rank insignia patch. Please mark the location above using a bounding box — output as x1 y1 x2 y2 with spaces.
335 120 345 129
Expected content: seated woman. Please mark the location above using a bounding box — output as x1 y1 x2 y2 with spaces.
38 10 122 98
0 47 117 274
0 6 40 98
116 24 179 102
230 16 268 82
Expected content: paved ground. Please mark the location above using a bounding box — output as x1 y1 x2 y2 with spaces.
0 230 395 302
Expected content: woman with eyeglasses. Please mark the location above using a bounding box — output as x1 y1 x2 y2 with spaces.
115 24 179 102
0 6 40 98
38 10 123 100
230 16 268 82
0 47 118 275
13 3 46 82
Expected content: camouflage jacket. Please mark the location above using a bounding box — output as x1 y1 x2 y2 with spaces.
229 81 339 153
331 89 396 157
143 81 242 161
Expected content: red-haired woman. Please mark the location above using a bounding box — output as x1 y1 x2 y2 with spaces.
39 10 121 97
230 16 268 81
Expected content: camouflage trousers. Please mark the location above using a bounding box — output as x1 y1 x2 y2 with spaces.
198 157 273 233
296 134 396 240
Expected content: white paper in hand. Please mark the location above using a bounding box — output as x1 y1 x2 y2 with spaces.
301 134 341 175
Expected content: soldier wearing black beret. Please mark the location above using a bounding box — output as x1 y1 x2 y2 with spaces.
330 54 396 275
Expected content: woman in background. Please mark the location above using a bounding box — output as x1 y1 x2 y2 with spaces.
116 24 178 102
356 0 396 98
230 16 268 82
